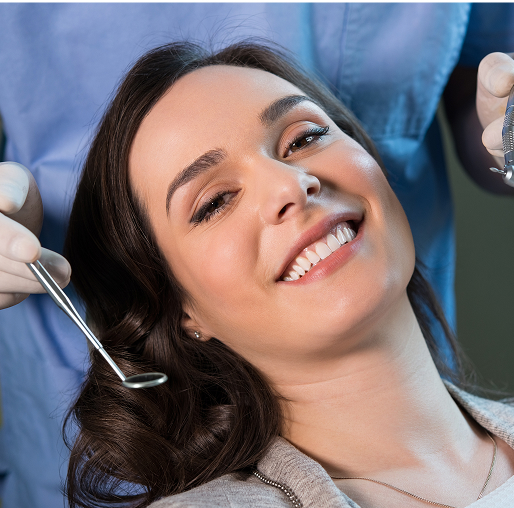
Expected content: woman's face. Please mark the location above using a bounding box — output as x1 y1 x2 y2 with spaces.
129 65 415 377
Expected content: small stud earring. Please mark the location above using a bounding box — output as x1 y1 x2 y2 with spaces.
194 331 202 339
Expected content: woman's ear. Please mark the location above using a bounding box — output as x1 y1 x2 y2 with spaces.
181 309 211 342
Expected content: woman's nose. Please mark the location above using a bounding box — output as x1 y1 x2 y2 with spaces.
255 160 321 224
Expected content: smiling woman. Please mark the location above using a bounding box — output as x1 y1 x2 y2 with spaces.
63 42 514 508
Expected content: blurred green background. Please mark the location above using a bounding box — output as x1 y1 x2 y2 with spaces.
439 106 514 395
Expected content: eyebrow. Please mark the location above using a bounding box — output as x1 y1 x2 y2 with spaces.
165 94 317 215
166 149 226 214
259 94 315 126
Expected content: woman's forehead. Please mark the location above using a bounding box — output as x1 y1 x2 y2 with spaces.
173 64 302 100
141 65 305 133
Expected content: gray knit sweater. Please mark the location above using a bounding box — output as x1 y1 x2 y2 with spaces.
148 384 514 508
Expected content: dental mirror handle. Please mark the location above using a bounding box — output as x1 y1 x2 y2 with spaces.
490 84 514 186
27 260 168 389
27 260 127 382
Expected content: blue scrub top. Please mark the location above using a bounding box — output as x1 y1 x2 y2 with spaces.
0 4 512 507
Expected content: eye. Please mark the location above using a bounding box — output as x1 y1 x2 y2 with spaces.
285 125 329 157
191 190 237 225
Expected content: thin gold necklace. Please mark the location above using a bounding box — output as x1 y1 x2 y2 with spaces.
330 431 497 508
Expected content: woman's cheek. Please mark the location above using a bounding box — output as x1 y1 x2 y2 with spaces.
183 231 255 306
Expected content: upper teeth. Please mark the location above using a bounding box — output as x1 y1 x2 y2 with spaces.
282 223 356 281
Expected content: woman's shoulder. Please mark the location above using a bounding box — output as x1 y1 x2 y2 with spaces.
147 473 291 508
445 381 514 445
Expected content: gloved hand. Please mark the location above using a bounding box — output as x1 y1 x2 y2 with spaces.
0 161 71 309
477 52 514 166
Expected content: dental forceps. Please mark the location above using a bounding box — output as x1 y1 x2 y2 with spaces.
27 260 168 389
490 84 514 186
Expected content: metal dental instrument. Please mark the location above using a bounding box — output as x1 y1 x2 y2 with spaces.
490 83 514 186
27 259 168 389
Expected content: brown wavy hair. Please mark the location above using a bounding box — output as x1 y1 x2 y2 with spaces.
63 41 465 507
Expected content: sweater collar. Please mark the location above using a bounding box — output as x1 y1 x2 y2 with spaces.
256 382 514 508
444 381 514 449
257 436 355 507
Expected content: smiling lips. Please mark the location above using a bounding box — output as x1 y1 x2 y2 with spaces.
281 222 357 281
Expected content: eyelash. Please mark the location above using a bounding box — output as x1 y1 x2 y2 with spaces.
285 125 329 157
191 189 237 225
191 125 330 225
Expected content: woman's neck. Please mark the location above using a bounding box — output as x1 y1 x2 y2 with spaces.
273 293 474 477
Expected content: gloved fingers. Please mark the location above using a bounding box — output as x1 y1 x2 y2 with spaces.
0 292 30 310
0 270 50 293
0 161 43 236
482 115 506 158
34 247 72 284
477 53 514 132
0 161 31 214
478 52 514 99
0 211 41 263
0 247 71 310
0 247 71 283
0 162 58 311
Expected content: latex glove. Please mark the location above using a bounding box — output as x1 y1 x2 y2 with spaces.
477 52 514 166
0 161 71 309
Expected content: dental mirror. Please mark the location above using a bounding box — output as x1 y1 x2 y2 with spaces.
27 260 168 389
